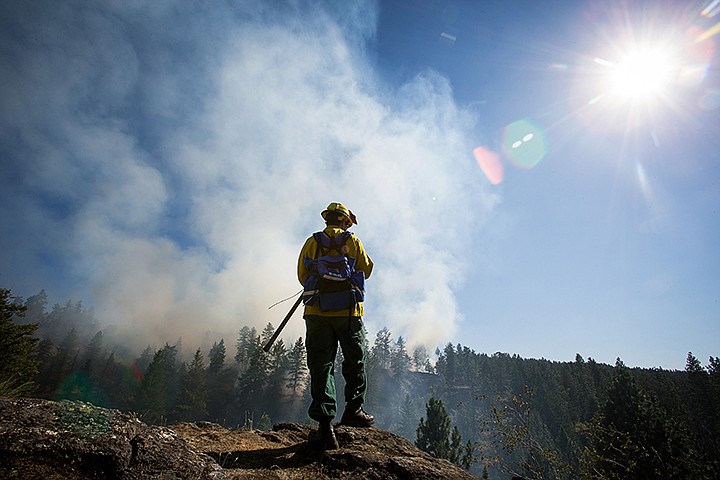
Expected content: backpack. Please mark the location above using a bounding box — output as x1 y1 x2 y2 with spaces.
302 231 365 312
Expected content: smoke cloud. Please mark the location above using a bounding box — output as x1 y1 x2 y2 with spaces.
0 0 498 355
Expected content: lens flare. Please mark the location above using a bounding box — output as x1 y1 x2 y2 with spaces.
130 362 145 383
702 0 720 18
696 21 720 41
698 89 720 110
473 146 503 185
636 161 653 203
55 371 109 405
502 119 547 169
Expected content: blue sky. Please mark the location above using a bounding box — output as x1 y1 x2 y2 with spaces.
378 0 720 369
1 0 718 369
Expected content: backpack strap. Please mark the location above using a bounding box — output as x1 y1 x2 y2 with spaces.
312 232 327 257
334 231 353 252
313 231 353 257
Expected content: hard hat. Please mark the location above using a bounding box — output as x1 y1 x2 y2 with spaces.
321 202 357 225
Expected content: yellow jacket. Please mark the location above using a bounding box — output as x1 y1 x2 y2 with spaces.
298 226 374 317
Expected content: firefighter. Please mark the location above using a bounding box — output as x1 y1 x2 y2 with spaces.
298 202 375 450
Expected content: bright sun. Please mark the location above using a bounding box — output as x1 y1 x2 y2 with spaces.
577 6 707 131
607 47 675 100
579 37 684 130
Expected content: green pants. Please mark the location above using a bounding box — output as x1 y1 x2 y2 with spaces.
304 315 367 421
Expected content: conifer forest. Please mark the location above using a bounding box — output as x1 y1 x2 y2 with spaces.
2 288 719 479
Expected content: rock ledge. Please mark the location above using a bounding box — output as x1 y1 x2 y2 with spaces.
1 398 478 480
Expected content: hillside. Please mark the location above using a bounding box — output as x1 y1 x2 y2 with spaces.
5 288 720 478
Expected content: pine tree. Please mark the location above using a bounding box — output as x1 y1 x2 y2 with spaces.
371 327 392 370
416 396 452 461
135 345 155 374
81 330 104 373
397 394 418 439
416 396 474 469
236 331 270 426
709 356 720 380
137 347 169 424
709 356 720 462
136 344 179 425
482 386 567 479
684 352 719 469
174 349 208 422
461 439 476 471
390 336 411 375
264 339 289 421
208 339 227 376
206 339 236 425
436 343 456 386
45 327 80 396
284 337 308 421
32 338 57 396
24 290 48 323
257 412 272 431
235 326 257 373
709 355 720 412
55 329 107 406
98 350 137 410
45 300 97 345
449 425 462 464
286 338 307 394
412 345 432 372
261 323 275 345
237 332 269 393
582 363 702 479
0 289 39 397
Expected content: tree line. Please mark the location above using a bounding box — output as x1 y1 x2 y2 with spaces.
2 288 719 479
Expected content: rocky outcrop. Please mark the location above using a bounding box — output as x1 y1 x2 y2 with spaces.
0 398 226 479
0 398 478 479
173 421 479 479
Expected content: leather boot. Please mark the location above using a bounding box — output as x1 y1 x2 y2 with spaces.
318 418 339 450
340 407 375 427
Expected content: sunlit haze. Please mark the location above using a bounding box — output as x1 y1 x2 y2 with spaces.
1 0 718 370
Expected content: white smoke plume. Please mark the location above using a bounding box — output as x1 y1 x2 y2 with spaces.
0 0 498 356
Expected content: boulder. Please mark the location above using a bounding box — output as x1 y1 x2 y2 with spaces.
0 398 226 479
